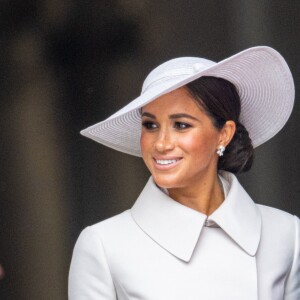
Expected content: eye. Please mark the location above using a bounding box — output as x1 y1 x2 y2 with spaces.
142 121 158 130
174 122 191 130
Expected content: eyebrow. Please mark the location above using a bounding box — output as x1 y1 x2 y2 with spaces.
169 113 199 122
142 112 156 119
141 112 199 122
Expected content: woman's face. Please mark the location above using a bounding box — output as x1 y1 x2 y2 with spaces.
140 87 225 190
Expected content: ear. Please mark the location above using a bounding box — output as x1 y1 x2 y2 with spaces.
218 120 236 147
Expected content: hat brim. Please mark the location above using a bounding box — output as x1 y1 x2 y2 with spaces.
81 46 295 156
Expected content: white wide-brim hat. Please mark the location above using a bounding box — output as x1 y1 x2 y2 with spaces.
81 46 295 156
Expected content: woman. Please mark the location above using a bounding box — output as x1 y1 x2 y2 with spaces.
69 46 299 299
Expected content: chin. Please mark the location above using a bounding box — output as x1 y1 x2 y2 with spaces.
152 174 182 189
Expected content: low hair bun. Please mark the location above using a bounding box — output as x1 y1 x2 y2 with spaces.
218 122 254 173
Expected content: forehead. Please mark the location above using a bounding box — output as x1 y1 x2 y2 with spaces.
142 87 204 113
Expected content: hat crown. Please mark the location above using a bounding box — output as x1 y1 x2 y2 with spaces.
141 57 216 94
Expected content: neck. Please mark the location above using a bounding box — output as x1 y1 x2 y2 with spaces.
167 172 224 216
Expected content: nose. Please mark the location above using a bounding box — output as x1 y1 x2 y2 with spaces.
155 128 175 152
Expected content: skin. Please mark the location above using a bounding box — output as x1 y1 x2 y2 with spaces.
140 87 236 216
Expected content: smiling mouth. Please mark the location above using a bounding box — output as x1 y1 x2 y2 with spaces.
155 159 181 165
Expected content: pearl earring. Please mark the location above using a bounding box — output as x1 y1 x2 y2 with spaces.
217 145 225 157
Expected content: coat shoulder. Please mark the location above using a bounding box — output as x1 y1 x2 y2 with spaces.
256 204 297 226
255 205 300 298
73 210 142 266
87 210 136 237
256 203 295 220
256 204 299 252
256 204 298 237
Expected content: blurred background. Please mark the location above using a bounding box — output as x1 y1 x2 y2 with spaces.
0 0 299 299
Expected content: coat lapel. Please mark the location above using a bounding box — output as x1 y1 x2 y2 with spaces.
131 177 207 262
209 171 262 256
131 172 262 261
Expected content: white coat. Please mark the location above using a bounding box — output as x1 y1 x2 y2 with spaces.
69 172 300 299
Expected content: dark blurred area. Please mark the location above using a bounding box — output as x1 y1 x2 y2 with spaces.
0 1 299 299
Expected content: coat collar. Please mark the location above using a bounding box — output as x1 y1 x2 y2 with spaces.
130 171 262 262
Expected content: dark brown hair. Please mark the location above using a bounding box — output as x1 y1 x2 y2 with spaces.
185 76 254 173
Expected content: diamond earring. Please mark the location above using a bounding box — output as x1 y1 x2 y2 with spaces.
217 145 225 157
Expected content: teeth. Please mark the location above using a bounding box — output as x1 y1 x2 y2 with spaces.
156 159 178 165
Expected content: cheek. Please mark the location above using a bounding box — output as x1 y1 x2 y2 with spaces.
140 133 154 173
181 132 218 156
140 132 152 156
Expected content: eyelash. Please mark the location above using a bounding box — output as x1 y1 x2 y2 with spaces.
142 121 192 130
174 122 191 130
142 121 158 130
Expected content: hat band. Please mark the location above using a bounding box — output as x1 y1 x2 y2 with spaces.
142 73 192 94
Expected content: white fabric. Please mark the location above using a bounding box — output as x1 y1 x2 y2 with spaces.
80 46 295 156
69 172 300 299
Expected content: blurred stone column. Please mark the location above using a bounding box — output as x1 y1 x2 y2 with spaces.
4 29 71 299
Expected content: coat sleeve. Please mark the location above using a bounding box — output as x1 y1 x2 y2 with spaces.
284 216 300 300
68 227 117 300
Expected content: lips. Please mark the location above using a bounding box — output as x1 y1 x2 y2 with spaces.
153 157 182 170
